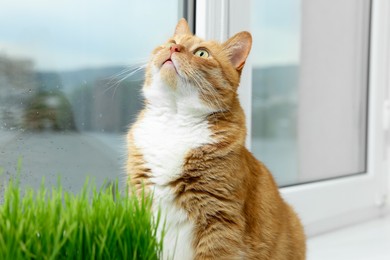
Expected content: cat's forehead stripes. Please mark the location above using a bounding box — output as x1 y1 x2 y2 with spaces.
173 34 200 47
172 35 217 53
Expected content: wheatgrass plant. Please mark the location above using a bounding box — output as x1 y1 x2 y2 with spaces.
0 176 163 260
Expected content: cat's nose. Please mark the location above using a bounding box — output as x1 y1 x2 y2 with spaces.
170 44 182 54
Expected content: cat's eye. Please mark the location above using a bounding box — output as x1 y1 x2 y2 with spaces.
194 49 209 58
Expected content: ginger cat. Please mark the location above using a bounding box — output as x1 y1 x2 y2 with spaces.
127 18 306 260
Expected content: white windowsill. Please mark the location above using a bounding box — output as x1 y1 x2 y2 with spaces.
307 214 390 260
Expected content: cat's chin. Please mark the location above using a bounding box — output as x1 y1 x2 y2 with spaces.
160 66 178 89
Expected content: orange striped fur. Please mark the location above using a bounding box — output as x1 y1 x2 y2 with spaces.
127 18 306 259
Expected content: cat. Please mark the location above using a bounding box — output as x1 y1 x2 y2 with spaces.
126 18 306 260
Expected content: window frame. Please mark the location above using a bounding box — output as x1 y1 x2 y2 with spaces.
196 0 390 236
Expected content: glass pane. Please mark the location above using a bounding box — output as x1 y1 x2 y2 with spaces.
0 0 180 192
251 0 370 186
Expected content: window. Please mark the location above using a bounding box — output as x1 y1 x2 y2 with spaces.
250 0 302 186
250 0 370 186
0 0 182 192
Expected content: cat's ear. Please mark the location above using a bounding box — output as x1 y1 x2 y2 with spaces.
223 32 252 71
174 18 192 36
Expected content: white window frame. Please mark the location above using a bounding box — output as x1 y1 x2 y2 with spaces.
196 0 390 236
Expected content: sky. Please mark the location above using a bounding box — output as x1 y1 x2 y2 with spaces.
0 0 300 71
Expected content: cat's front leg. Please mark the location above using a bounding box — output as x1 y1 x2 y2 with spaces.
194 236 246 260
192 215 246 260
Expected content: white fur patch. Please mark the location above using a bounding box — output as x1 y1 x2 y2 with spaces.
133 75 214 260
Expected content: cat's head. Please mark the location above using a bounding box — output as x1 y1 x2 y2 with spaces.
143 18 252 115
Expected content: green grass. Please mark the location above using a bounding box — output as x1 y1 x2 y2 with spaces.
0 176 163 260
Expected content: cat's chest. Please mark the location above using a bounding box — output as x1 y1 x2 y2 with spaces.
133 109 213 185
133 109 212 259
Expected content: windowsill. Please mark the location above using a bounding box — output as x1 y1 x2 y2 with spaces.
307 214 390 260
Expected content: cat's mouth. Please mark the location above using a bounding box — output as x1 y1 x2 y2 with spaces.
161 57 179 74
163 58 173 65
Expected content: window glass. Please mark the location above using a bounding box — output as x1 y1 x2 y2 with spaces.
251 0 370 186
0 0 180 192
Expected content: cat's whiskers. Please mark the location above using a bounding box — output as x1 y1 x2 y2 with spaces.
183 69 217 110
106 60 147 84
108 67 134 81
191 72 229 115
105 63 147 98
178 60 228 114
